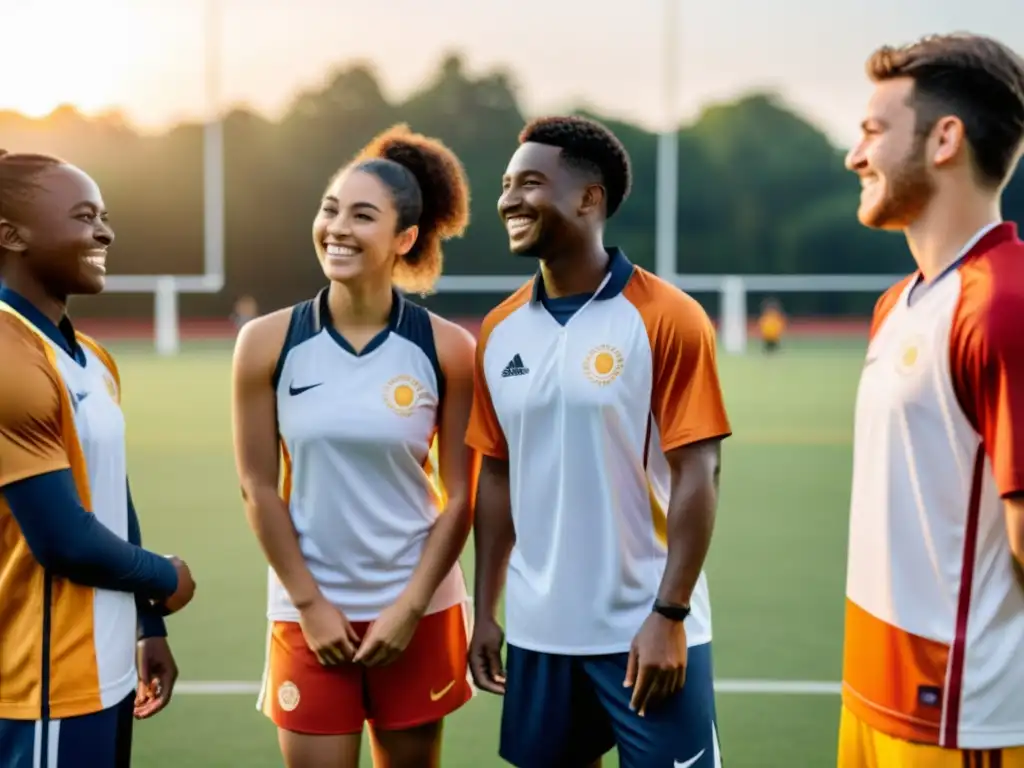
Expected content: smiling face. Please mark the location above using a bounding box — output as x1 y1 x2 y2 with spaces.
312 169 418 285
497 142 595 258
845 77 936 230
0 163 114 295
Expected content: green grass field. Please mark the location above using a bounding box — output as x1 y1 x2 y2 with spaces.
111 336 866 767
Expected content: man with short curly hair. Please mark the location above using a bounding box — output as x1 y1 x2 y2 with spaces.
465 115 731 767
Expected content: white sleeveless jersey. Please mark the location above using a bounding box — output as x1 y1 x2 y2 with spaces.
0 299 136 719
268 289 467 622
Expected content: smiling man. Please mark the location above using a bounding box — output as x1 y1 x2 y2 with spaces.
465 116 730 768
840 34 1024 768
0 151 196 768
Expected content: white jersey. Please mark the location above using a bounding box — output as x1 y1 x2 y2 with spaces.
843 221 1024 750
466 249 731 654
0 295 136 720
268 289 467 622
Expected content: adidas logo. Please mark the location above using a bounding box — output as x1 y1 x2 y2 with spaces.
501 354 529 378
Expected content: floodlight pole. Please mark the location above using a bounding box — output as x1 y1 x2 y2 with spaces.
203 0 225 290
654 0 679 281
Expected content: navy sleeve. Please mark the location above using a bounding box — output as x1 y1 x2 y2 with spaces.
2 469 179 600
127 480 168 640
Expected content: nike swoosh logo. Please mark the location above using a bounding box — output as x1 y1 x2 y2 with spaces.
675 749 706 768
288 382 323 396
429 680 455 702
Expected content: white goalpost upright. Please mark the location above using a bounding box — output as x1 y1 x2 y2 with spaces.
103 0 225 356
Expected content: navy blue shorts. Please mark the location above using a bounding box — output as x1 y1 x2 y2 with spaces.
0 693 135 768
500 642 721 768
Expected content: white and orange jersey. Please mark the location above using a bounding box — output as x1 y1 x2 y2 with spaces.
466 249 732 654
0 299 136 721
269 288 467 622
843 221 1024 750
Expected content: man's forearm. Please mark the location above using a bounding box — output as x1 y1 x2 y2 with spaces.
4 470 179 600
657 444 721 606
473 458 514 620
657 494 715 606
127 480 168 639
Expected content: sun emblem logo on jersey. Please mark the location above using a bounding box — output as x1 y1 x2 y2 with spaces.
583 345 624 386
383 375 427 416
277 680 300 712
897 335 925 374
103 374 118 402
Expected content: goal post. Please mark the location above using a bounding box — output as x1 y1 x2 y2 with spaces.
683 273 905 354
107 271 903 357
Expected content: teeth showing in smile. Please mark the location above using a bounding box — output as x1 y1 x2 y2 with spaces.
85 253 106 271
506 216 534 235
326 244 359 257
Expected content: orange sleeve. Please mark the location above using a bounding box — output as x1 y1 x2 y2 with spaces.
464 335 507 460
624 271 731 451
951 269 1024 497
464 283 532 460
0 319 70 487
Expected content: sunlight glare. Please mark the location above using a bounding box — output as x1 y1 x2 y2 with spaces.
2 2 161 119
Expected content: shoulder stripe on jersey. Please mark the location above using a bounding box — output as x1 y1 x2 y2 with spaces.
0 288 85 365
394 297 444 402
271 296 320 390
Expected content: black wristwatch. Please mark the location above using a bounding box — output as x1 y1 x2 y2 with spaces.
652 599 691 621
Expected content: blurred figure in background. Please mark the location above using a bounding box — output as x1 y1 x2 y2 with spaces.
757 297 786 354
231 294 259 330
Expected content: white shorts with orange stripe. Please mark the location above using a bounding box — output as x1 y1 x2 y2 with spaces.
839 705 1024 768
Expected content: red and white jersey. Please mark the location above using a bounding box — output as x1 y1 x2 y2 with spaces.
843 221 1024 750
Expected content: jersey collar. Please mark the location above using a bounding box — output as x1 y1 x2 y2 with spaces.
530 246 634 303
315 285 406 357
0 286 84 363
909 220 1018 294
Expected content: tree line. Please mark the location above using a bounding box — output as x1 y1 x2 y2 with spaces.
3 53 1022 319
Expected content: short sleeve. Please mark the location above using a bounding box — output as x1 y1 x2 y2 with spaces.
951 288 1024 497
623 272 731 452
0 320 70 487
463 285 534 460
465 339 508 460
651 298 732 451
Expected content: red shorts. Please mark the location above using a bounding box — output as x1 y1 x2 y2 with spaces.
259 603 473 735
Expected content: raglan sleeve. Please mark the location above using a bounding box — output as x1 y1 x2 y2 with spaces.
952 292 1024 497
647 292 732 452
464 318 508 460
0 322 70 488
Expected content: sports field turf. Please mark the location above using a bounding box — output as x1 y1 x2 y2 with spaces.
110 334 867 767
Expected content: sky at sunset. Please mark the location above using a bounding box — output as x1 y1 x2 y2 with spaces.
5 0 1022 149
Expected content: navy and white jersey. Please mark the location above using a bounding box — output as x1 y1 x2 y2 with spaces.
268 289 467 622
